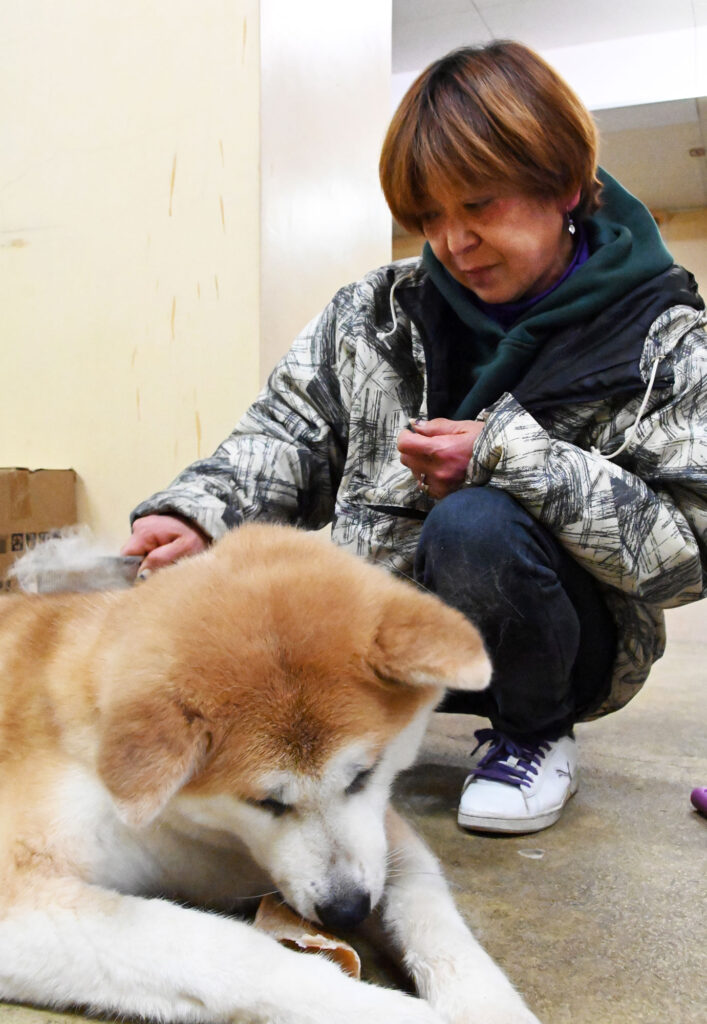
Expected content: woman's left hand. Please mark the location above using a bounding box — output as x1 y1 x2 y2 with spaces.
397 418 484 500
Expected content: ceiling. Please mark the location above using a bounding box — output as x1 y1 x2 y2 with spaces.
392 0 707 213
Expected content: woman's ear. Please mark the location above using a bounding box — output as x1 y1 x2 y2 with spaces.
565 187 582 213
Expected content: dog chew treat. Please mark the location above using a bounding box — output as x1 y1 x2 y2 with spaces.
254 895 361 979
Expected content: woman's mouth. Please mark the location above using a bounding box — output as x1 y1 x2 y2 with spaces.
461 265 495 277
458 264 498 287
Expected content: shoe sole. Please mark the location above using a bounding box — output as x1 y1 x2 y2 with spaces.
457 781 578 835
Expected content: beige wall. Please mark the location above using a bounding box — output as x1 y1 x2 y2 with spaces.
393 232 425 262
0 1 392 544
260 1 392 375
0 0 261 544
657 208 707 293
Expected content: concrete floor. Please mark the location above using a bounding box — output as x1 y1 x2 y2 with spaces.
393 600 707 1024
1 604 705 1024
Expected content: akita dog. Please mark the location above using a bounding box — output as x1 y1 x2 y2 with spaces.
0 524 540 1024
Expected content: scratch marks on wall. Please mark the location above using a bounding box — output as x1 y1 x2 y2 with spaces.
242 18 247 64
169 154 177 216
219 139 225 168
1 238 29 249
214 274 220 299
219 195 226 233
170 297 176 339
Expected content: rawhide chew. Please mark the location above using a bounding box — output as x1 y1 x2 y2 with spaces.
254 894 361 979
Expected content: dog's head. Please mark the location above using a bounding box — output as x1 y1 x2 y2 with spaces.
97 524 490 928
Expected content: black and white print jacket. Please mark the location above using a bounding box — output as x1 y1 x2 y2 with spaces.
133 259 707 720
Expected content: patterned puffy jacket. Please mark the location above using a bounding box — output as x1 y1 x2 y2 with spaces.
133 259 707 720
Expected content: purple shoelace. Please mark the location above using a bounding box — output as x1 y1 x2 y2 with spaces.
468 729 552 790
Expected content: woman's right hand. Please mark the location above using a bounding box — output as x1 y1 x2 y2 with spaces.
121 514 209 572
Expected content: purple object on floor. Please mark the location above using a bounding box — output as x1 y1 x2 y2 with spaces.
690 788 707 817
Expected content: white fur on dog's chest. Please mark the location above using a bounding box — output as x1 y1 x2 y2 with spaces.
52 768 269 906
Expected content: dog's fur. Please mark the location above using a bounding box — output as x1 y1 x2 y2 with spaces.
0 524 539 1023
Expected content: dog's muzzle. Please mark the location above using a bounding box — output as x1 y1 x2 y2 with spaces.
315 890 371 931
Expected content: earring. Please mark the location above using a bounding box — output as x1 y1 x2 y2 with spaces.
567 213 576 236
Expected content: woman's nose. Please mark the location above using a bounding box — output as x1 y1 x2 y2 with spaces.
446 219 479 255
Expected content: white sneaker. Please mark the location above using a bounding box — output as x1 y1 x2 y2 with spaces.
458 728 578 834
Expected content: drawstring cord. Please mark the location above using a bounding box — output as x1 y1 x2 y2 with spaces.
591 354 662 460
376 271 415 341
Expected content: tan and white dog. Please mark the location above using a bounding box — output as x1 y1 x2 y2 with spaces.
0 524 540 1024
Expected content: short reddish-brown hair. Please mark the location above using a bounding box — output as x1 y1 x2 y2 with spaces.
380 41 600 233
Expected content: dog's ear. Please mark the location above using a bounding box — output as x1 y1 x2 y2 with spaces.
370 584 491 692
97 693 212 828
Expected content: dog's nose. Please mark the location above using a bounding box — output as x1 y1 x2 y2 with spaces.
315 890 371 931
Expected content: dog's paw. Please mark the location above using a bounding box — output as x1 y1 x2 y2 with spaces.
339 984 445 1024
432 988 542 1024
269 952 445 1024
422 964 541 1024
357 993 444 1024
410 944 542 1024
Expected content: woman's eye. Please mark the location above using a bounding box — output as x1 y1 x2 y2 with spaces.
464 198 492 212
253 797 292 817
345 768 373 796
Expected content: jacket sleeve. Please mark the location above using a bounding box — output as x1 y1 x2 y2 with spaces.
468 307 707 608
131 289 356 540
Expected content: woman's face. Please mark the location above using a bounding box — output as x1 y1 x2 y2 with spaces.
420 188 575 305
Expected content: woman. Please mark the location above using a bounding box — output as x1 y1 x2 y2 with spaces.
124 42 707 835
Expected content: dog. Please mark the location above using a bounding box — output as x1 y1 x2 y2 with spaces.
0 524 540 1024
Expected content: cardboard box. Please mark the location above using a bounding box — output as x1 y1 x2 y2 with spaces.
0 468 77 591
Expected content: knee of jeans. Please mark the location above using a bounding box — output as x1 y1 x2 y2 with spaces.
418 487 523 565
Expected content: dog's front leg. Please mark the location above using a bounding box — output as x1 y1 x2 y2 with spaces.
381 810 542 1024
0 876 445 1024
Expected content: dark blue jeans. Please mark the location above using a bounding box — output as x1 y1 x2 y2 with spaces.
414 487 616 737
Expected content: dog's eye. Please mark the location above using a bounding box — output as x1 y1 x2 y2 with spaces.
253 797 292 817
345 768 373 796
